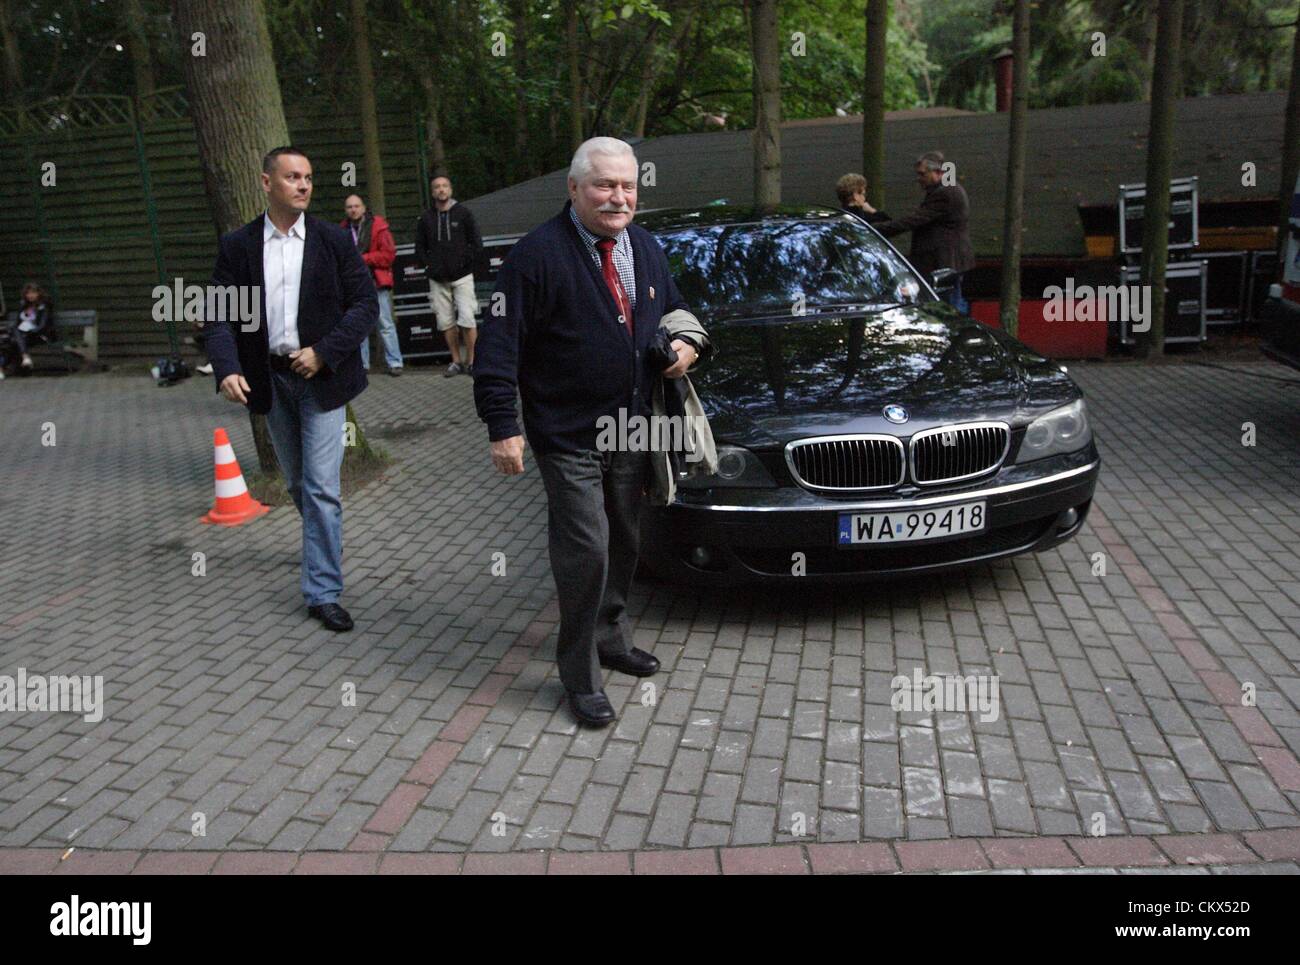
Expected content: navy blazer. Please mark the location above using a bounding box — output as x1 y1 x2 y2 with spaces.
204 213 378 415
474 202 690 454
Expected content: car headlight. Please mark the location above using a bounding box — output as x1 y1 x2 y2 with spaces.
677 444 777 488
1015 399 1091 463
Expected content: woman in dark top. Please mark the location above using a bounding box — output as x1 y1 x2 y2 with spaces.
835 172 890 226
4 282 55 373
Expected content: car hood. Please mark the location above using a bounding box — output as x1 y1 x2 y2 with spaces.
690 304 1078 447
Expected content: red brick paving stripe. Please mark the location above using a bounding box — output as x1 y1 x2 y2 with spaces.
405 740 461 787
212 852 299 875
1173 637 1219 672
1242 829 1300 862
293 853 380 874
437 702 491 744
1197 669 1245 706
547 851 632 875
3 587 86 629
1091 505 1300 808
633 849 721 875
0 848 62 874
4 831 1297 874
517 622 554 649
345 832 390 852
1107 543 1142 569
1135 584 1175 613
719 844 809 875
363 781 427 836
1156 833 1257 866
806 842 898 874
462 852 547 875
1138 582 1180 611
1253 746 1300 792
1156 611 1201 642
895 839 988 872
1068 836 1169 868
131 852 220 874
468 673 516 706
378 853 463 875
350 604 557 852
495 651 535 674
1225 706 1283 747
980 837 1079 869
53 851 141 875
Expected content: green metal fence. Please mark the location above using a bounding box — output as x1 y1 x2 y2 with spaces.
0 87 428 364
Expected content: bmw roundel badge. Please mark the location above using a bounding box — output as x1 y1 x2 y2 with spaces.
883 404 909 424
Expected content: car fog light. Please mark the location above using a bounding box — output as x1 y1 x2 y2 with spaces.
1058 507 1078 530
689 546 713 567
716 449 747 480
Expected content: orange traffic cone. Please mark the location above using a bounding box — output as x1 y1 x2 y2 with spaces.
201 427 270 526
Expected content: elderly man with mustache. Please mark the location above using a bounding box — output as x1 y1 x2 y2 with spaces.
473 136 700 727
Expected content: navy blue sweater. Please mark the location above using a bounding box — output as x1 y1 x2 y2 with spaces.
473 202 689 454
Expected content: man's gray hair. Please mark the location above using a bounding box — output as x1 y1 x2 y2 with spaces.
569 136 637 182
917 151 945 171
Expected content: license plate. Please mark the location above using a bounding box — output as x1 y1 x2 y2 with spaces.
837 501 986 545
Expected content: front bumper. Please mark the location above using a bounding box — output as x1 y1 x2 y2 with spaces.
640 445 1100 584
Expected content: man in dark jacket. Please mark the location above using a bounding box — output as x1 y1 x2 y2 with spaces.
473 136 699 728
204 146 377 632
874 151 976 313
414 174 481 376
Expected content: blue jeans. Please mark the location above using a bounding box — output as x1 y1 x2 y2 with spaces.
266 368 346 606
360 289 403 370
942 273 969 315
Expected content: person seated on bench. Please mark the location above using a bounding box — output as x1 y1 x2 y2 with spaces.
4 282 56 373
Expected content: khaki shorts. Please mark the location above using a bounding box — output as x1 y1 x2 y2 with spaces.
430 273 478 331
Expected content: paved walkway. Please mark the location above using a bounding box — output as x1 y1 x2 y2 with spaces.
1 359 1298 872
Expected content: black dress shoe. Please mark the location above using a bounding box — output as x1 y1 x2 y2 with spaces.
569 690 616 727
599 647 659 677
308 602 354 632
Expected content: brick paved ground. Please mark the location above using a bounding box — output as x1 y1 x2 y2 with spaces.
1 358 1298 872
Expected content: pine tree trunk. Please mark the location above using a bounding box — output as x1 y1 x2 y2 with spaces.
998 0 1030 337
418 73 447 178
1136 0 1184 358
567 0 584 150
124 0 156 102
350 0 386 215
175 0 292 474
862 0 888 210
512 0 530 180
749 0 781 206
0 0 21 103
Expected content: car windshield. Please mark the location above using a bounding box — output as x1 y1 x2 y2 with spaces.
653 217 925 320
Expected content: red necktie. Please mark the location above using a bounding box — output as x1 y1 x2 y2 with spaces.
596 237 633 337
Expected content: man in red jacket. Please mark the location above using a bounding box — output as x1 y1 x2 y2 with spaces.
342 194 404 375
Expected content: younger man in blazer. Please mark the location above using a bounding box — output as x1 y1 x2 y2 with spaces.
204 146 377 631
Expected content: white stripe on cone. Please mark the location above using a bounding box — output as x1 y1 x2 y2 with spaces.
215 443 236 464
214 476 248 499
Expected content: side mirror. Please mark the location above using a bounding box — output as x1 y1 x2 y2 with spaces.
930 268 957 296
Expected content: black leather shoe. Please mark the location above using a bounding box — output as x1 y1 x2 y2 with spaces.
308 602 354 632
569 690 616 727
599 647 659 677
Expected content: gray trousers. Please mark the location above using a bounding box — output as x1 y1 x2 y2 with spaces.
535 448 650 694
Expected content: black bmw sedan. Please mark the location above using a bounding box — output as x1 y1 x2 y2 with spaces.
637 204 1100 584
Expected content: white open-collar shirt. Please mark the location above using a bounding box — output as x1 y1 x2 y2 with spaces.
263 210 306 355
